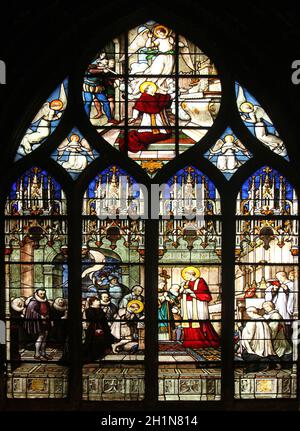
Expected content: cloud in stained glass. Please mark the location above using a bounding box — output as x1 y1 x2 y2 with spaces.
236 82 288 160
204 128 252 179
51 127 99 179
15 79 68 161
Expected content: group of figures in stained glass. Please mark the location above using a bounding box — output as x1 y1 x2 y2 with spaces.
2 22 298 402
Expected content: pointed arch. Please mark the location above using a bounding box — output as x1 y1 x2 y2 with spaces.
236 166 298 216
15 79 68 161
236 83 288 160
4 166 69 398
82 21 222 177
1 7 299 410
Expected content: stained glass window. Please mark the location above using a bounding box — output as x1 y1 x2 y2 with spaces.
158 167 222 400
5 167 69 398
2 17 298 410
234 166 298 398
51 127 100 179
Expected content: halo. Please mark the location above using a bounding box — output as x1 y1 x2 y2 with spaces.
139 81 157 94
127 299 144 313
153 24 171 38
69 133 80 142
240 101 254 113
50 99 63 111
181 266 201 281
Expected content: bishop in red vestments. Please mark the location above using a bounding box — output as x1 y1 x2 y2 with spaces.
181 269 220 348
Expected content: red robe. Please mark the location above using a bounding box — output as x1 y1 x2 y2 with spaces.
182 278 220 348
119 92 172 152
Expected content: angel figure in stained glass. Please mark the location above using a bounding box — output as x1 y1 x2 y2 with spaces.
208 134 250 173
239 306 277 372
20 83 67 154
180 266 220 348
81 249 106 285
237 85 287 156
56 133 95 172
123 24 195 95
83 52 117 123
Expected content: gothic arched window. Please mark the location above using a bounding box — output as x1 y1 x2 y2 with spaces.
1 19 298 409
5 167 69 398
235 166 298 399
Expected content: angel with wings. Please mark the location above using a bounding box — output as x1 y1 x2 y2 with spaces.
20 83 67 155
81 249 106 286
237 85 287 157
208 134 250 172
56 133 95 171
123 24 195 95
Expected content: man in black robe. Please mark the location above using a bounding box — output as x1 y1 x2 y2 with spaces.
83 296 117 363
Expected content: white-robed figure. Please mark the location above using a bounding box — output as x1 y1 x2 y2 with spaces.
180 266 220 348
208 134 250 173
110 300 144 353
241 307 276 358
265 271 295 320
262 301 292 358
56 133 95 172
20 83 67 154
